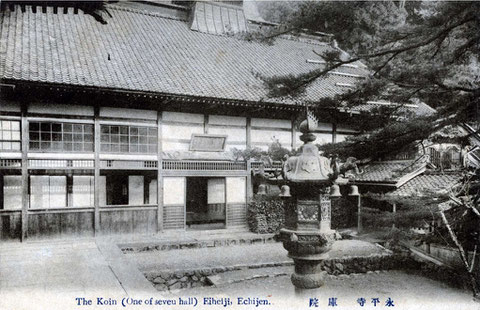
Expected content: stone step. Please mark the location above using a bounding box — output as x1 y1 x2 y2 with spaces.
206 266 293 287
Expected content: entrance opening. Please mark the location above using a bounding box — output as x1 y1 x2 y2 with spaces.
100 171 157 206
186 177 226 230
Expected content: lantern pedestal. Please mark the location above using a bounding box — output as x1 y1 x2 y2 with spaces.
278 187 337 289
279 111 340 290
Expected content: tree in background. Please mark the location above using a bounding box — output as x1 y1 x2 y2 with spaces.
256 1 479 161
256 1 480 297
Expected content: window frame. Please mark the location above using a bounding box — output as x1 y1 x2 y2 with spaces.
28 121 94 153
100 124 158 154
0 119 21 151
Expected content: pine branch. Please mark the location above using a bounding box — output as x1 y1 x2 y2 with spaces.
434 82 480 94
264 13 476 97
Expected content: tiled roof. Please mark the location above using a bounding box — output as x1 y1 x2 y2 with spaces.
0 3 433 117
0 4 368 106
353 160 426 184
388 172 462 197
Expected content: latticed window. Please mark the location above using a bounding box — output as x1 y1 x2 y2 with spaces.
100 125 157 153
0 120 21 151
29 122 94 152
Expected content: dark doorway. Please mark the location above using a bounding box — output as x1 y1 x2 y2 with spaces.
106 175 128 205
186 177 226 230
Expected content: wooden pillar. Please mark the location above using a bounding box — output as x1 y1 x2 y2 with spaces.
246 159 253 203
204 114 209 134
291 116 296 150
20 103 28 241
94 106 100 235
332 122 337 144
157 111 163 233
357 194 362 234
246 117 251 149
392 203 397 229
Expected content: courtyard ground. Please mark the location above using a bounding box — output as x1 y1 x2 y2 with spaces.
127 239 386 273
0 237 478 310
176 270 479 310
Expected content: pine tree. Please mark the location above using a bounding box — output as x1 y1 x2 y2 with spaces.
256 1 479 161
256 1 480 298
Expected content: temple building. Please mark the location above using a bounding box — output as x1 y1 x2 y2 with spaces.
0 1 431 240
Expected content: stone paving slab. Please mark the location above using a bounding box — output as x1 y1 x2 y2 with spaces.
95 239 158 296
0 238 160 310
0 240 125 293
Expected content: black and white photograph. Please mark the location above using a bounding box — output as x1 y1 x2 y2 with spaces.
0 0 479 309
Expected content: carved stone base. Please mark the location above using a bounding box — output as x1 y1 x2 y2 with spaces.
291 269 327 289
279 228 337 289
279 228 336 255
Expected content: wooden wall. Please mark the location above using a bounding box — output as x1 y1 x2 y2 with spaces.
162 112 204 151
251 118 292 151
207 115 247 151
163 205 185 230
226 204 247 229
27 210 94 239
99 208 157 235
0 106 350 240
0 211 21 240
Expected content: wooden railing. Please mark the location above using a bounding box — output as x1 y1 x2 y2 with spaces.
162 160 247 171
251 161 283 171
100 160 157 169
28 159 94 168
0 158 21 168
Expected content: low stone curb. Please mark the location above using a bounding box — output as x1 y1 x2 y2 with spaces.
121 235 276 253
144 253 412 291
144 261 294 291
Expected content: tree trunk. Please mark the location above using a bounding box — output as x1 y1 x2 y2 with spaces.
440 211 480 298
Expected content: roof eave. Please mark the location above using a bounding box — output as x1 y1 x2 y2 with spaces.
2 79 305 112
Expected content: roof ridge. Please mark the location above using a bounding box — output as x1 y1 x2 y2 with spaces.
108 4 329 48
370 160 414 164
423 170 463 176
109 4 188 22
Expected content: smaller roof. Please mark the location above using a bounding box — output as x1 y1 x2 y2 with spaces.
387 171 462 197
353 158 427 185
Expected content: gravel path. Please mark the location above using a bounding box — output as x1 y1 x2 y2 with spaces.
127 240 385 273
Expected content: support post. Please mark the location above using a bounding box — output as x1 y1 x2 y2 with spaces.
204 114 209 134
246 117 251 149
20 103 28 241
357 194 362 234
332 122 337 144
291 116 296 150
94 106 100 235
392 203 396 229
157 111 163 233
246 159 253 203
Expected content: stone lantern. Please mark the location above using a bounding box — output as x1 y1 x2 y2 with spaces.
279 111 340 289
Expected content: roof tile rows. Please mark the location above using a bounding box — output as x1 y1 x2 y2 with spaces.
0 4 436 117
388 172 462 197
0 4 368 105
354 160 420 183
